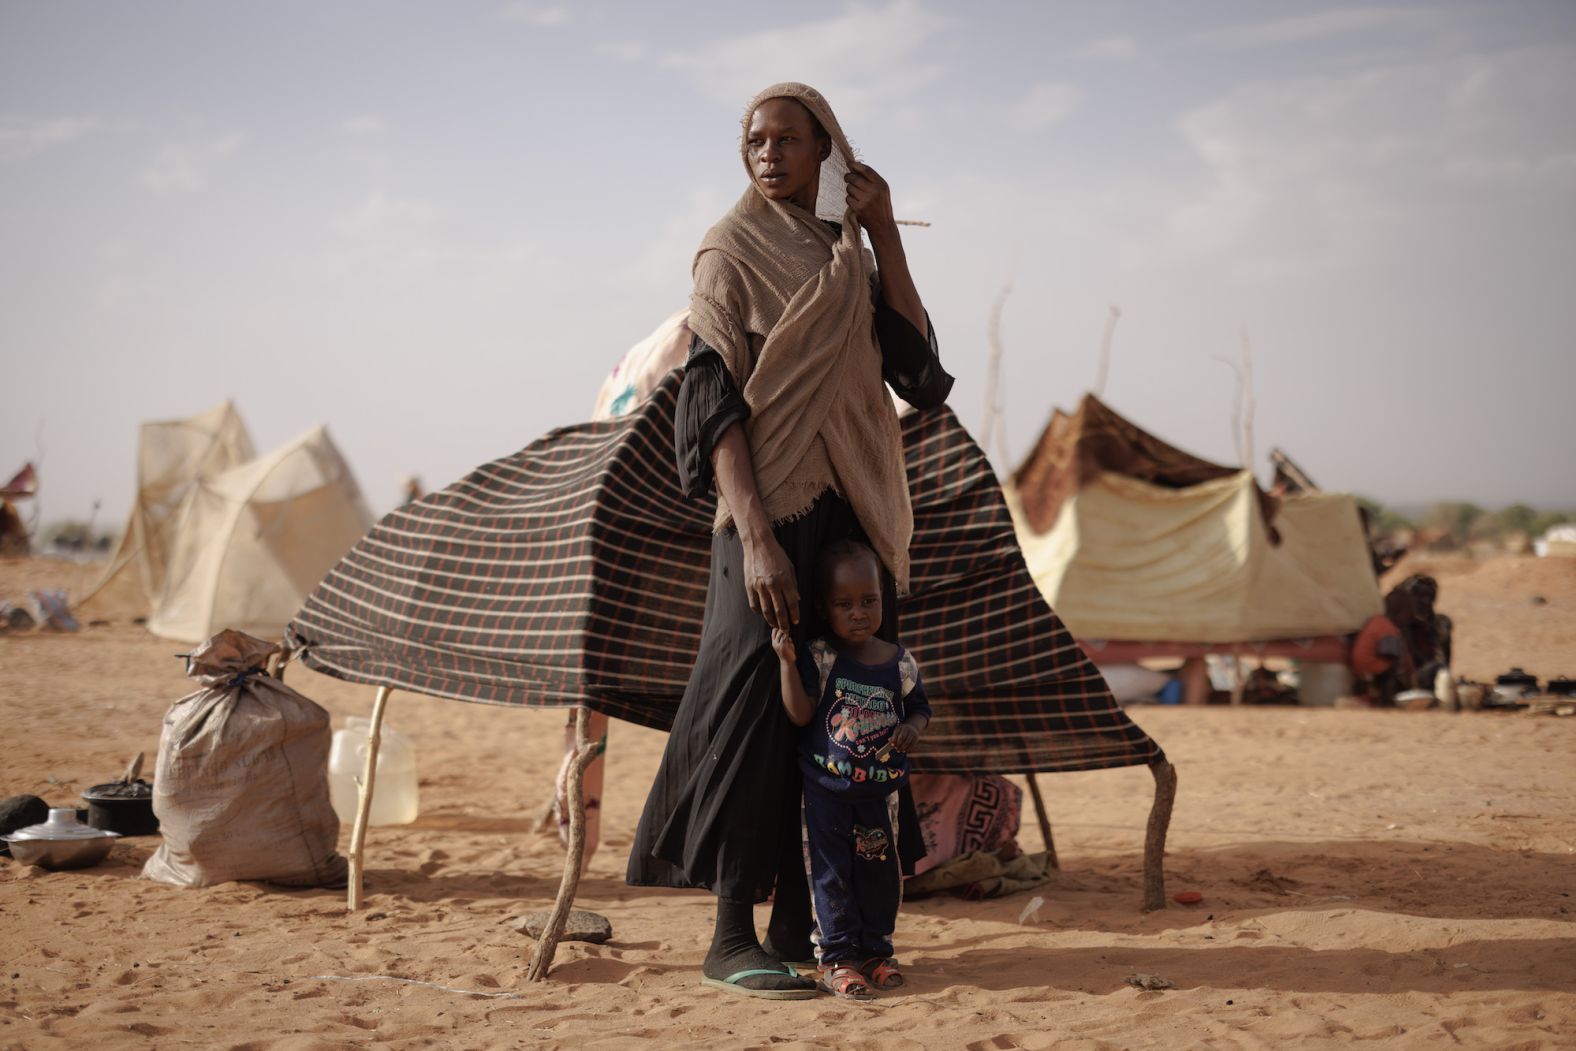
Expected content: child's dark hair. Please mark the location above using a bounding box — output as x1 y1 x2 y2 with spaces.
815 538 881 596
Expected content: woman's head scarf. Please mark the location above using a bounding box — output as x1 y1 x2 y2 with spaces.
688 82 913 591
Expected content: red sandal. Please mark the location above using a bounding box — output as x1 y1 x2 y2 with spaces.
819 962 875 1000
859 957 905 990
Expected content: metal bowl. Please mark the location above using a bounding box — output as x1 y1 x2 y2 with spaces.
5 835 116 869
3 807 120 870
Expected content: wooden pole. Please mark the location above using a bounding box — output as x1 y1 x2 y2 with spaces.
1093 304 1122 400
1142 760 1178 912
1239 329 1256 478
527 706 599 981
1024 774 1059 870
981 282 1012 471
1213 353 1247 467
346 685 392 911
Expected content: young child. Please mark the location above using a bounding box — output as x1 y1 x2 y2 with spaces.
771 538 931 1000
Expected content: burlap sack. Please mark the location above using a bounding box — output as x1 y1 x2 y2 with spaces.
142 630 347 888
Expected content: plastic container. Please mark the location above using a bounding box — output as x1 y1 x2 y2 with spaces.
1295 661 1352 708
328 717 419 827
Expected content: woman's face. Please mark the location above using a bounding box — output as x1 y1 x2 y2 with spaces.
745 97 830 212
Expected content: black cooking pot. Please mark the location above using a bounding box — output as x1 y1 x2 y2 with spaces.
81 781 159 836
1494 667 1539 691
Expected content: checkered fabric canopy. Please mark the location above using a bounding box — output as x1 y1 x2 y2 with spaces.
288 373 1163 774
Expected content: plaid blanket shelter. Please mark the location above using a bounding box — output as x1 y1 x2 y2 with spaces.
288 373 1163 775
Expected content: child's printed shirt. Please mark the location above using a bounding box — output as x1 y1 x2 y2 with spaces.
798 638 931 799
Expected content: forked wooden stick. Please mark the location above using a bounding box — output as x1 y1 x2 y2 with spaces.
527 705 600 981
346 685 392 911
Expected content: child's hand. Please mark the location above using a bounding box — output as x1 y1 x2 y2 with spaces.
771 627 796 664
890 720 922 753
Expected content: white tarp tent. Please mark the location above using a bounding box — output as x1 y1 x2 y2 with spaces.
147 426 372 642
1005 392 1381 644
89 401 256 605
1008 470 1382 643
84 405 373 643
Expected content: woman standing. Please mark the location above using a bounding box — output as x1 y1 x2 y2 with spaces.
627 82 952 998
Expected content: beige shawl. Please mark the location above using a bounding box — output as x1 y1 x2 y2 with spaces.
688 82 913 592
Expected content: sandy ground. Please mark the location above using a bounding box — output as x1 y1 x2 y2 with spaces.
2 554 1574 1050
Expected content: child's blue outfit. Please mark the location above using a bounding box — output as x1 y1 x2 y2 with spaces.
798 638 931 964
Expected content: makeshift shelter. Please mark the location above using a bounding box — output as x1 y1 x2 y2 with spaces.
1538 525 1576 558
1007 394 1381 665
147 427 372 643
1 463 39 557
84 402 255 612
285 313 1178 976
84 405 372 643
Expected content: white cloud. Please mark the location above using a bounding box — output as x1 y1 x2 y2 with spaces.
498 2 569 27
1182 7 1429 51
140 133 244 193
96 238 131 264
1075 35 1138 61
1166 44 1576 278
321 190 550 283
342 116 387 137
595 40 647 63
907 39 1576 310
660 0 955 124
0 116 98 161
1005 83 1078 131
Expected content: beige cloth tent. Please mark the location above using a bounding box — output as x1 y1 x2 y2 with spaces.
85 405 372 643
1006 395 1381 643
87 402 256 607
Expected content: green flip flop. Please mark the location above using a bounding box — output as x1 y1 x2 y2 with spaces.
701 965 818 1000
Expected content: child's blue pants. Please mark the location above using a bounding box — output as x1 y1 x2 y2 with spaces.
804 784 900 964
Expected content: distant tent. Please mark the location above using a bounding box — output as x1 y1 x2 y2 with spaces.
1538 524 1576 558
0 501 26 558
1 463 38 499
84 405 372 643
0 462 38 557
86 402 256 608
1007 394 1381 645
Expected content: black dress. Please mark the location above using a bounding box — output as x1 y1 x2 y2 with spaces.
626 302 953 903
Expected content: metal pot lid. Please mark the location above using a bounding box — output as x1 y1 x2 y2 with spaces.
3 807 121 842
82 781 153 800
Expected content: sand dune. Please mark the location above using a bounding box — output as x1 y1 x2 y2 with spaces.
2 555 1573 1049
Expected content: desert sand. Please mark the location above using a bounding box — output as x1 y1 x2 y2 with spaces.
2 553 1573 1050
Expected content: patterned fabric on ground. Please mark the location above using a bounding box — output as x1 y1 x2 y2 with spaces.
287 371 1163 775
909 773 1022 877
904 849 1056 900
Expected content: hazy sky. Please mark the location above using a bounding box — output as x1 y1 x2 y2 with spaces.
4 0 1574 527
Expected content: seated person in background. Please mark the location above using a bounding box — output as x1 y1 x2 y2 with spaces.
1350 589 1415 706
1395 574 1452 687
